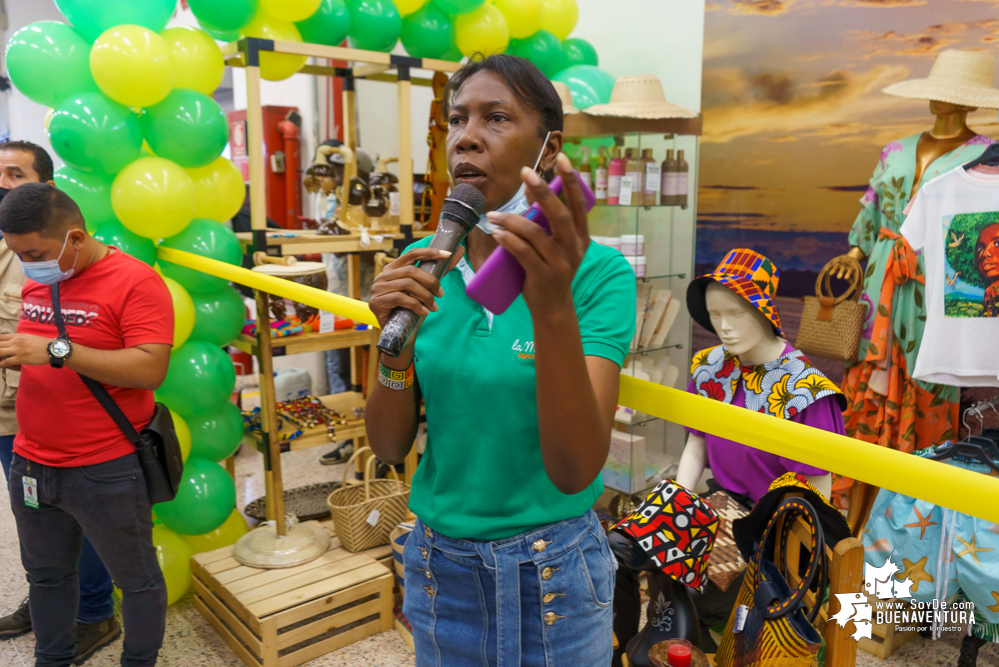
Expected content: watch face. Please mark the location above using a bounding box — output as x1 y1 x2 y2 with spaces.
51 340 71 357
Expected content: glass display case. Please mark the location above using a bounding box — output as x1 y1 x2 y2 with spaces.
563 114 701 496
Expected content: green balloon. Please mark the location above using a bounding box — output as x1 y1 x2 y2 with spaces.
154 457 235 535
5 22 97 108
159 219 243 294
431 0 484 14
401 4 453 59
54 0 176 42
508 30 563 78
296 0 351 46
53 167 115 230
48 93 142 174
158 341 236 416
560 37 598 70
198 21 242 42
190 286 246 347
141 90 229 169
190 0 257 33
441 44 463 62
92 220 157 266
187 402 244 462
553 65 615 110
347 0 402 52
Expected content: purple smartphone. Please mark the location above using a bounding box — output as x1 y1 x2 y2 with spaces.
465 172 596 314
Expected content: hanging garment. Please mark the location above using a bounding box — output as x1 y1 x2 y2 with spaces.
900 166 999 385
842 134 991 452
862 445 999 640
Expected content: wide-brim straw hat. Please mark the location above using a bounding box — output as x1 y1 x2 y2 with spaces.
552 81 579 115
883 49 999 109
586 74 697 119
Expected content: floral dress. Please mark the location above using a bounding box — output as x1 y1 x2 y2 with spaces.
842 133 992 453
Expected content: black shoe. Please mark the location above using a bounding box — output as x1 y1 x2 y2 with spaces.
958 634 986 667
320 441 354 465
74 616 121 666
0 596 31 638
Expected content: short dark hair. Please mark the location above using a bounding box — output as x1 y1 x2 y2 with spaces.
0 140 54 183
0 183 83 238
444 54 563 137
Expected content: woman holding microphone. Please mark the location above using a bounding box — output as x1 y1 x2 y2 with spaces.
366 54 635 666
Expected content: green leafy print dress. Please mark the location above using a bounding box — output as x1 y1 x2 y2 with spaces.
842 133 991 453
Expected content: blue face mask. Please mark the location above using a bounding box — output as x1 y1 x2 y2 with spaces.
19 230 80 285
477 131 551 235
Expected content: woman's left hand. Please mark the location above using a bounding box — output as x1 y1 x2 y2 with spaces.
487 152 590 316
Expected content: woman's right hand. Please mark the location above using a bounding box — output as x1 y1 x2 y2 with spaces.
368 247 465 329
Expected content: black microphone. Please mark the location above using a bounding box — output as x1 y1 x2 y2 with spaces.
377 183 486 357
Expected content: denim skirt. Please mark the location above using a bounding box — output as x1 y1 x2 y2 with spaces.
402 510 616 667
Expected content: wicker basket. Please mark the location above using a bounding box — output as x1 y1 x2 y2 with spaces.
326 447 410 552
244 481 342 522
796 255 866 362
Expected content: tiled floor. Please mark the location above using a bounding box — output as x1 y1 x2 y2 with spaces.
1 441 995 666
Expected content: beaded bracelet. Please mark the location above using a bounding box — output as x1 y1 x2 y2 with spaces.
379 362 414 390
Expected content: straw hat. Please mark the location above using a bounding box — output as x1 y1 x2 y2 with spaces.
552 81 579 115
882 49 999 109
585 74 697 119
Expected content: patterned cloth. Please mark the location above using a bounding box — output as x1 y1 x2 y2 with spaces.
614 479 720 593
686 248 783 336
690 345 844 419
862 445 999 631
841 135 989 454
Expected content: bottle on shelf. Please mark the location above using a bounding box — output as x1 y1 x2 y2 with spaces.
608 147 625 205
576 146 592 192
642 148 660 206
661 149 678 206
623 148 642 206
594 146 609 205
676 149 689 208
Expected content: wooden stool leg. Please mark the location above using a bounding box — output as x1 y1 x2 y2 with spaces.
849 482 879 538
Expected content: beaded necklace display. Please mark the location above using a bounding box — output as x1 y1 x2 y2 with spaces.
242 396 350 442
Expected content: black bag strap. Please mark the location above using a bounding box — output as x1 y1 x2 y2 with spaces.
754 497 825 621
50 283 142 447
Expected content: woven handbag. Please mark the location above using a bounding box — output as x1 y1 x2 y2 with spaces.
704 490 750 592
795 255 866 362
326 447 410 552
715 498 826 667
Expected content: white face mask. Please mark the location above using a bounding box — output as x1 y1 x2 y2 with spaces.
477 131 551 235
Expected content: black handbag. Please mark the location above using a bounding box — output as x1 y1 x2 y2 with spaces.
50 283 183 504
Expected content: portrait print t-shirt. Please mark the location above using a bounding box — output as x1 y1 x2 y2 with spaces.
14 250 173 466
901 166 999 386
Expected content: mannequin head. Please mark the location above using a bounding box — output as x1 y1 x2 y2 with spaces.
930 100 976 117
705 282 785 364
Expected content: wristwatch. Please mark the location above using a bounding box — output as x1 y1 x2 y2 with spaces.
47 337 72 369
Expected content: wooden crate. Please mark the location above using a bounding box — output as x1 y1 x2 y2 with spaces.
191 526 394 667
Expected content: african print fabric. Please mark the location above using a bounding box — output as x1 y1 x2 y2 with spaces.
687 248 783 337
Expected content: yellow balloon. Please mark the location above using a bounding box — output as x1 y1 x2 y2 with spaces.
44 108 54 131
161 26 225 96
260 0 322 22
396 0 429 16
187 157 246 223
111 157 197 240
170 410 191 462
183 509 249 555
455 4 509 57
89 25 175 108
241 9 308 81
163 276 195 349
538 0 576 40
152 524 193 606
493 0 543 39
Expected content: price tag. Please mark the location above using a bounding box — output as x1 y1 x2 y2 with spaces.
734 604 749 633
319 310 335 334
366 508 381 527
389 191 400 217
619 176 635 206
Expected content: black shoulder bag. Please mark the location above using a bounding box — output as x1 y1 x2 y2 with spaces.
50 283 183 504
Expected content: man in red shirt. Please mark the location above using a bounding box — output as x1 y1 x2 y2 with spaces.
0 183 172 667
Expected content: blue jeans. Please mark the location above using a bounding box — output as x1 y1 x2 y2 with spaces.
1 436 114 625
403 510 615 667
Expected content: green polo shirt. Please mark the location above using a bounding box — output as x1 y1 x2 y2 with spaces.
408 237 636 540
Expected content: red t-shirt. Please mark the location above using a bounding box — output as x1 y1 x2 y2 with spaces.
14 249 174 466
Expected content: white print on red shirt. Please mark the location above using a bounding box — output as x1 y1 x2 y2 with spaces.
21 296 99 328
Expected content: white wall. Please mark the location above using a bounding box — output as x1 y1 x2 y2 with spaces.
3 0 67 160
